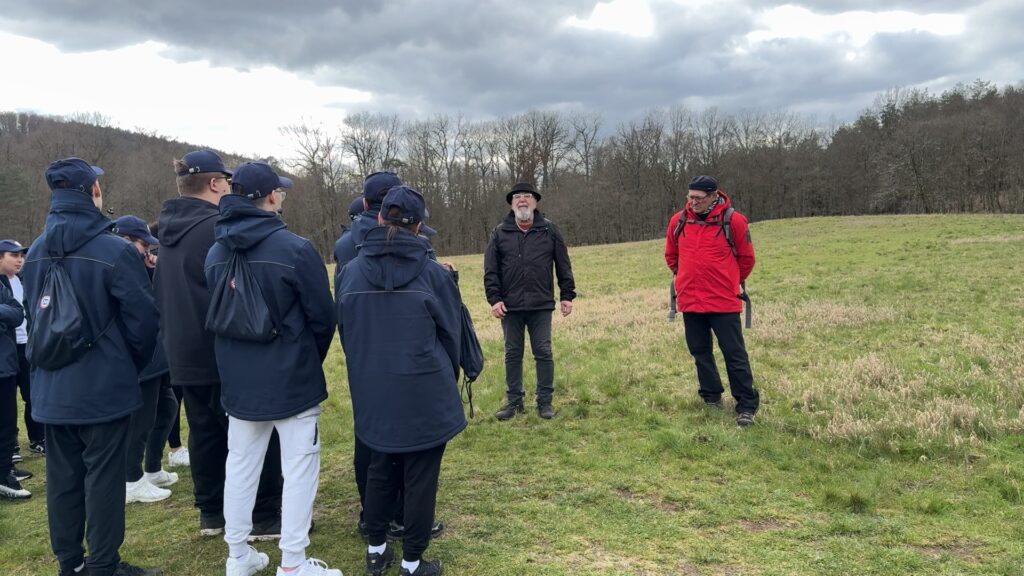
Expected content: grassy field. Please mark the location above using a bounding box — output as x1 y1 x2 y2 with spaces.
3 214 1024 575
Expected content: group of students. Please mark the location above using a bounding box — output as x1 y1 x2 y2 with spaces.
2 151 471 576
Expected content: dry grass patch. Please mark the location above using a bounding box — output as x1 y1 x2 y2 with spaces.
754 300 899 343
949 234 1024 245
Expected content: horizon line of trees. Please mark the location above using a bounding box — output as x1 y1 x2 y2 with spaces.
2 79 1023 259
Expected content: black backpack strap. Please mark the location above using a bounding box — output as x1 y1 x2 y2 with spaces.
671 211 686 241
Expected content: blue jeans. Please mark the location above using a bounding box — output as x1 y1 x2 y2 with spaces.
502 310 554 406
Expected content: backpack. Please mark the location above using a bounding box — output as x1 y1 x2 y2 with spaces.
27 259 112 370
205 250 279 342
458 302 485 418
671 207 752 328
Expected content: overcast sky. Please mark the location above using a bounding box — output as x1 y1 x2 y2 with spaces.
1 0 1020 160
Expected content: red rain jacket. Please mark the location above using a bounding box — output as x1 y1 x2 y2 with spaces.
664 192 755 314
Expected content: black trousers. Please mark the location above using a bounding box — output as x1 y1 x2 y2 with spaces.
145 376 178 473
354 435 403 523
125 378 160 482
0 375 15 478
502 310 555 405
167 385 183 449
682 312 759 413
46 417 131 576
16 344 44 444
182 384 282 522
365 443 446 562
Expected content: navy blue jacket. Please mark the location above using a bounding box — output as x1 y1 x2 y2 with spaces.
333 209 379 281
205 195 335 421
22 190 159 425
0 276 23 378
336 225 466 453
153 197 220 387
138 266 169 382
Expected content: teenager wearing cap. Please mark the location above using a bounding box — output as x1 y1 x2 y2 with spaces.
337 185 466 576
154 150 282 537
0 244 29 500
112 216 180 504
665 175 759 427
0 239 44 464
22 157 160 576
333 171 402 276
205 162 339 576
485 181 576 421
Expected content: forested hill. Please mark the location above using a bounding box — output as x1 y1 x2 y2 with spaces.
2 79 1023 259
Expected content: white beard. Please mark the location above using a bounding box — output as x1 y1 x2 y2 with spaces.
514 207 533 222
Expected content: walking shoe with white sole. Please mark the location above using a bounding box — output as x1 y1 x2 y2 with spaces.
0 472 31 500
126 479 171 504
201 513 226 536
29 441 45 455
12 467 32 481
247 517 281 542
144 469 179 487
276 558 341 576
226 545 269 576
167 448 190 467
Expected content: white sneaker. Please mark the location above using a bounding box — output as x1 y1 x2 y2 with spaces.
276 558 342 576
125 479 171 503
226 546 269 576
168 448 190 467
144 469 179 487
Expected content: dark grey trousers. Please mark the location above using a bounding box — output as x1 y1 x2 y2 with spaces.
501 310 554 405
682 312 759 414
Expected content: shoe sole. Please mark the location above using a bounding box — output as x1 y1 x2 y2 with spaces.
200 528 224 536
127 494 171 504
246 533 281 542
148 478 178 488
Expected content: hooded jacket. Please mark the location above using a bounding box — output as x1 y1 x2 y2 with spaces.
483 210 576 312
22 190 159 424
153 196 220 387
664 192 755 314
336 225 466 454
0 276 23 378
333 208 379 281
204 195 335 421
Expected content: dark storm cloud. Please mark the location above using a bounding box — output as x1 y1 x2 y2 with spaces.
1 0 1017 126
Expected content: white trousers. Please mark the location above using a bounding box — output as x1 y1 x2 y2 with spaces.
224 405 322 568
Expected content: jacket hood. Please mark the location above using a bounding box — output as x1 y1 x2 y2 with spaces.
213 194 288 251
357 226 430 290
43 190 114 255
158 196 220 247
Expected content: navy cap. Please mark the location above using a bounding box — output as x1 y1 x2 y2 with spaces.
0 239 28 254
45 157 104 192
113 215 159 245
349 197 365 220
506 181 541 204
419 223 438 237
380 186 427 225
688 175 719 194
363 171 402 205
231 161 291 200
177 150 232 177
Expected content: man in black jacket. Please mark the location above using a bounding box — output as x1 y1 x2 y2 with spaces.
484 182 576 420
153 150 282 537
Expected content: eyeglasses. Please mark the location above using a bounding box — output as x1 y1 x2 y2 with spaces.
276 189 287 201
213 176 231 185
687 194 712 202
512 193 534 200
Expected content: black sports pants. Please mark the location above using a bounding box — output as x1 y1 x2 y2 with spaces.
682 312 759 414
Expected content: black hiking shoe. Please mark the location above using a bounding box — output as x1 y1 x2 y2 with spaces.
199 513 225 536
537 403 555 419
12 467 32 481
704 399 724 409
386 520 446 541
399 559 443 576
736 412 755 427
0 471 31 500
495 401 524 421
365 545 394 576
113 561 162 575
248 517 281 541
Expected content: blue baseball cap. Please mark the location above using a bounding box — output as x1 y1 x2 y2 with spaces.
349 197 365 220
44 157 104 192
113 215 159 245
231 161 291 200
177 150 232 177
380 186 427 225
0 239 28 254
363 171 402 205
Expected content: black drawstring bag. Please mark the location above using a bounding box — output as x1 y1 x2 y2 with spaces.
28 259 110 370
205 251 278 342
459 302 485 417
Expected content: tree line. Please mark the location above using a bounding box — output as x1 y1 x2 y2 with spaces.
2 79 1022 259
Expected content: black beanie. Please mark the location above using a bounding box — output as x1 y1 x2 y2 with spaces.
688 175 718 193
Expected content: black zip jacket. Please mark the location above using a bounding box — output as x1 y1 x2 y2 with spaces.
483 210 576 312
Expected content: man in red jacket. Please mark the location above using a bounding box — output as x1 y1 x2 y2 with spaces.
665 175 759 427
